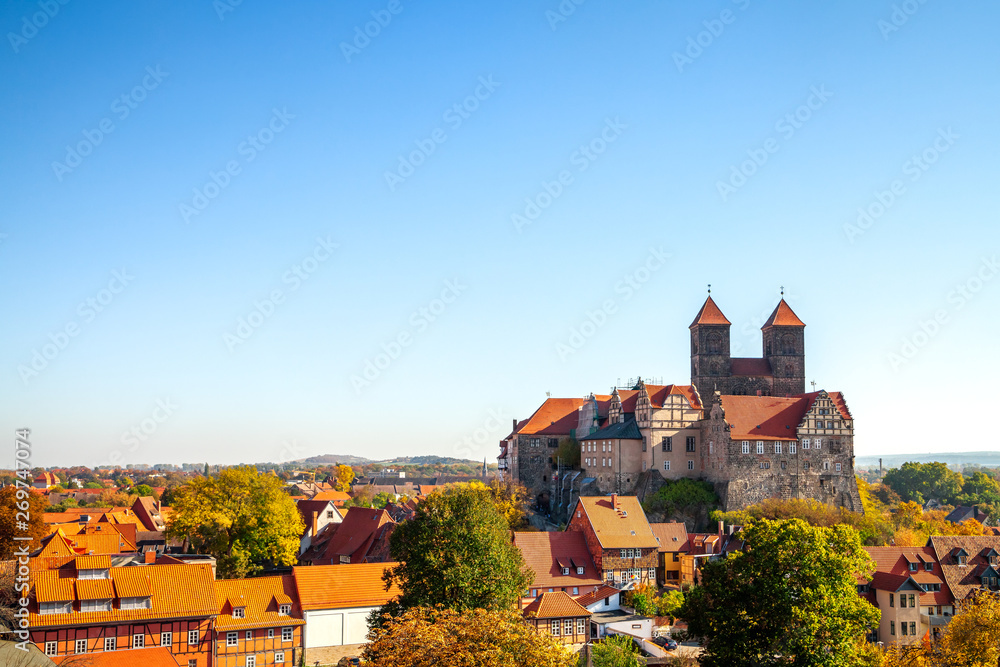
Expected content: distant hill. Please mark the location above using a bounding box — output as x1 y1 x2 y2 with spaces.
297 454 372 465
857 452 1000 469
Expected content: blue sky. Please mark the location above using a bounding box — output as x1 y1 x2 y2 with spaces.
1 1 998 468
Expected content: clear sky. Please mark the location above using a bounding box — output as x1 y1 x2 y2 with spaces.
1 1 998 468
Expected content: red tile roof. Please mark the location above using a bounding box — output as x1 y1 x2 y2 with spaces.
522 591 591 619
293 563 400 610
863 546 952 606
214 575 305 630
929 536 1000 601
719 391 850 441
29 562 217 628
645 384 702 410
301 507 394 565
572 496 659 550
649 523 688 552
512 531 603 590
574 585 620 608
690 296 731 327
518 398 586 436
762 299 805 328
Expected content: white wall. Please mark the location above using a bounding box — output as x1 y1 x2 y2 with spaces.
304 606 381 649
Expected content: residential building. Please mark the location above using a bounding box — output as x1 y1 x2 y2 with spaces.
28 557 216 666
512 531 603 604
929 536 1000 601
945 506 991 527
214 575 305 667
51 646 181 666
293 563 400 666
649 522 688 586
567 495 659 585
296 498 344 555
521 592 591 646
131 497 167 532
34 472 60 489
861 547 953 645
298 507 395 565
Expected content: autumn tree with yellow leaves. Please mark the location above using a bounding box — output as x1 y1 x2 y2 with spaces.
166 466 304 578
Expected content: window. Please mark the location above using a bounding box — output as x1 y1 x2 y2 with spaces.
648 568 656 579
789 443 796 454
910 622 916 636
551 620 560 636
246 630 253 640
548 438 558 448
621 549 628 558
741 441 750 454
642 437 647 452
561 567 570 575
576 566 584 575
802 439 810 449
39 601 72 615
910 594 916 607
780 461 787 470
815 439 822 450
188 630 199 646
161 632 172 647
664 461 671 471
756 442 764 454
605 571 614 582
889 593 894 607
709 441 714 454
686 437 696 452
45 642 57 657
564 619 573 635
925 561 933 571
900 595 907 608
133 634 144 649
577 619 586 635
279 604 291 615
227 632 238 647
909 562 918 572
662 437 672 452
80 599 112 612
804 462 810 471
774 443 782 454
326 511 334 518
282 627 293 642
189 661 197 667
836 462 842 472
901 622 908 636
275 652 285 664
816 421 825 429
233 607 245 618
75 639 87 654
890 621 896 635
759 461 770 469
687 460 694 470
121 596 152 610
268 629 274 639
572 587 579 595
246 656 256 667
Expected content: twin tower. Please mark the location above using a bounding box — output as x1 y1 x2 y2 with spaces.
689 295 807 400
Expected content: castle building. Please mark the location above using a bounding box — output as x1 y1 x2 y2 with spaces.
499 293 862 514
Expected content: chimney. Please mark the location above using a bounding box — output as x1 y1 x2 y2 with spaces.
611 493 618 509
718 520 724 540
144 550 157 564
512 418 517 432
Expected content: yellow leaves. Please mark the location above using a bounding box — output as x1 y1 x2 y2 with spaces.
334 464 354 492
363 607 577 667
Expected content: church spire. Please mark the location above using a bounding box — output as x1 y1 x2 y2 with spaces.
690 294 731 328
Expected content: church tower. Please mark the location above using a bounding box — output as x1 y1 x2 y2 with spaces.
690 294 732 401
761 298 806 396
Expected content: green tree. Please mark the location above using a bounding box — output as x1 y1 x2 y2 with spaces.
363 607 576 667
656 589 685 619
644 478 719 516
555 436 580 469
165 466 304 578
883 461 963 505
134 484 154 497
592 634 643 667
84 481 103 489
382 482 533 615
681 518 880 667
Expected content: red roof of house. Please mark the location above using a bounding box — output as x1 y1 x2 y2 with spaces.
762 299 805 328
719 391 850 441
863 546 952 606
513 531 603 591
517 398 586 436
690 296 731 327
649 522 689 552
214 575 305 631
293 563 400 610
645 384 702 410
575 584 620 608
302 507 394 564
522 591 591 619
53 647 182 666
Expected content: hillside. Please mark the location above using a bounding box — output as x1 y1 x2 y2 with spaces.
857 451 1000 469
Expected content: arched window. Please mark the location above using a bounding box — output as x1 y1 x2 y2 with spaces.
785 364 794 378
707 333 722 354
781 334 795 354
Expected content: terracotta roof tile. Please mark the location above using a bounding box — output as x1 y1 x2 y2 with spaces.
690 296 731 327
522 591 591 619
53 646 182 666
762 299 805 328
76 555 111 570
214 575 304 630
719 391 850 441
76 579 114 601
862 546 952 605
649 523 688 552
518 398 586 436
929 536 1000 601
293 563 400 610
645 384 702 410
301 507 394 564
574 585 620 608
512 531 603 590
572 497 659 550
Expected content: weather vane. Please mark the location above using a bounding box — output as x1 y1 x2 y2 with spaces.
780 285 785 296
707 283 711 295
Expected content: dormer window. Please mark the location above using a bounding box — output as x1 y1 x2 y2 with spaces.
233 607 245 618
39 601 72 615
576 566 584 575
925 562 933 571
120 596 152 610
958 555 967 566
279 604 291 615
909 562 917 572
78 568 110 580
561 567 570 576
